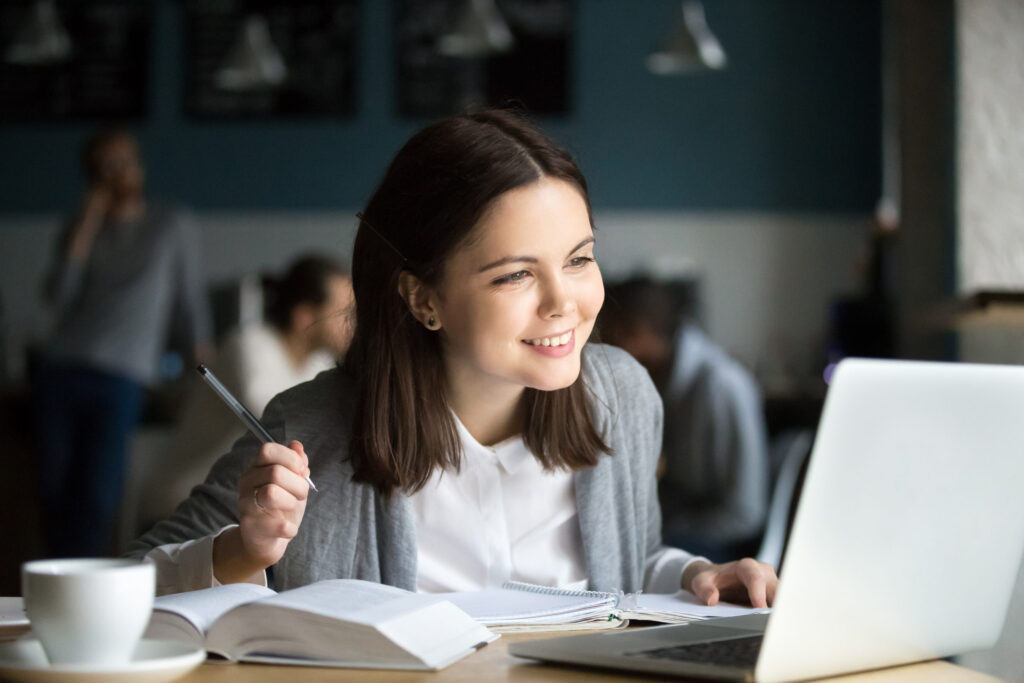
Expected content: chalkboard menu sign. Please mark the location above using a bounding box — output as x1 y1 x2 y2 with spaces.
0 0 150 122
395 0 573 118
183 0 359 119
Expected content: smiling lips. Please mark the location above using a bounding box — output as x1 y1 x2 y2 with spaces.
524 330 572 347
522 329 576 357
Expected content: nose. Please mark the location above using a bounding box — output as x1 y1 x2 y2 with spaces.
538 273 576 319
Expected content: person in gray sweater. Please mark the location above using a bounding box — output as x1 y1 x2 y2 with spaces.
600 277 769 562
35 127 212 558
129 110 777 606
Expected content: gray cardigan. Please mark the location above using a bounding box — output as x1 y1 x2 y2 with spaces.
128 344 691 593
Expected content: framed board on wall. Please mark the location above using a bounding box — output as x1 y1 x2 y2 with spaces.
395 0 573 118
0 0 151 122
183 0 359 119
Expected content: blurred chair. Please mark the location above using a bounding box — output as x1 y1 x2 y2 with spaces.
208 272 264 343
756 428 814 571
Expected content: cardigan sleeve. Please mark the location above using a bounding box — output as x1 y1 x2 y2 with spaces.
636 370 710 592
578 344 708 593
142 525 267 595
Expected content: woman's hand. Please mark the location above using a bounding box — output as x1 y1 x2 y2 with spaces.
213 440 311 584
682 558 778 608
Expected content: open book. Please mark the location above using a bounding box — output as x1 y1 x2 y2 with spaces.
438 581 770 632
144 579 497 670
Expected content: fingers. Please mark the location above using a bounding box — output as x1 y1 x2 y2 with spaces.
235 441 311 568
736 558 768 608
239 441 311 523
690 558 779 608
289 440 312 479
251 479 304 517
249 442 310 494
690 571 721 606
255 440 309 476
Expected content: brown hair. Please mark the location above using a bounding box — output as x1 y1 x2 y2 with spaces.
345 109 609 496
263 254 350 333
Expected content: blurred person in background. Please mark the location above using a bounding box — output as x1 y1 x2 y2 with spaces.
600 276 768 562
33 126 212 558
146 254 354 521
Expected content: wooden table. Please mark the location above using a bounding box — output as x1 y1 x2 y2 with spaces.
176 632 1004 682
1 622 1003 681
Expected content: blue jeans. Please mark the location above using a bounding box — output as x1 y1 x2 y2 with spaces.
33 361 145 558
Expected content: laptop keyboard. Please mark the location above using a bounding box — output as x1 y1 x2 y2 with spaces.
626 635 763 668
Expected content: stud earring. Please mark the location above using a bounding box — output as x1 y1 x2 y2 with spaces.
427 316 436 329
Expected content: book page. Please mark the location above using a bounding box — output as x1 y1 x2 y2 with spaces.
437 587 616 624
206 580 496 669
264 579 419 622
152 583 276 635
631 591 771 621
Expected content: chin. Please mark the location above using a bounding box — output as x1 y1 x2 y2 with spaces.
524 363 582 392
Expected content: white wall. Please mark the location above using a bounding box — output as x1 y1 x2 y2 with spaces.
954 5 1024 675
957 0 1024 294
595 212 867 380
0 210 868 385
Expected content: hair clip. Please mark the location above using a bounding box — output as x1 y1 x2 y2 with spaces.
356 212 407 264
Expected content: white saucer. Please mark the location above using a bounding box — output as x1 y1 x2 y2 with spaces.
0 598 28 628
0 638 205 683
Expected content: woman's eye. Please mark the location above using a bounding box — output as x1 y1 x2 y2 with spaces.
493 270 530 285
568 256 595 268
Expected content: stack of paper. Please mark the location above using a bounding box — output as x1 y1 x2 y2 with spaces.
439 582 769 633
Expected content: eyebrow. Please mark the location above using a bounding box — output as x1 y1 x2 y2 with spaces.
477 237 596 273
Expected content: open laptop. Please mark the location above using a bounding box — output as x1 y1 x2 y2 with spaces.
511 358 1024 681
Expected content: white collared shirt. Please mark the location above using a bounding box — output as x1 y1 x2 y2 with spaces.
411 416 589 593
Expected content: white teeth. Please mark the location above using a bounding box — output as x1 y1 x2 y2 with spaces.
525 331 573 347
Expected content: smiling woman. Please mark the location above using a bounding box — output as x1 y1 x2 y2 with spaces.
351 112 609 492
128 109 778 608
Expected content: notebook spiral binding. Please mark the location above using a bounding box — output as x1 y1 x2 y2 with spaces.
501 581 611 600
501 581 641 610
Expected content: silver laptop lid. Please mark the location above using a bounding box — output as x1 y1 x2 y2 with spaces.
757 358 1024 682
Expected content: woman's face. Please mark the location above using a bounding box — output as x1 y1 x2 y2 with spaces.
429 177 604 401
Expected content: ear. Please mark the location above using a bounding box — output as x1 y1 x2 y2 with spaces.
397 271 441 330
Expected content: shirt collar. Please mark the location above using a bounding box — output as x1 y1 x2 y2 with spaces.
452 412 532 475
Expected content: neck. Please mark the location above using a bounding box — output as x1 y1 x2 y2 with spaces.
110 196 146 223
280 327 312 368
446 371 526 447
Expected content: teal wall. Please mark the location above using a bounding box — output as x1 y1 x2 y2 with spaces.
0 0 880 212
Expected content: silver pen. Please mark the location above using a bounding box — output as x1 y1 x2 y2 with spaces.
196 364 318 492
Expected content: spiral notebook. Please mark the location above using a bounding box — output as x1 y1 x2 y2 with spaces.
437 581 768 632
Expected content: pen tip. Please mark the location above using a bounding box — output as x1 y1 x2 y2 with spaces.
196 364 207 374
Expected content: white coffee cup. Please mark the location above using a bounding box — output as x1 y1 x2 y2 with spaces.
22 558 155 666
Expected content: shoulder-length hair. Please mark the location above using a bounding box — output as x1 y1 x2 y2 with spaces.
345 109 608 496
